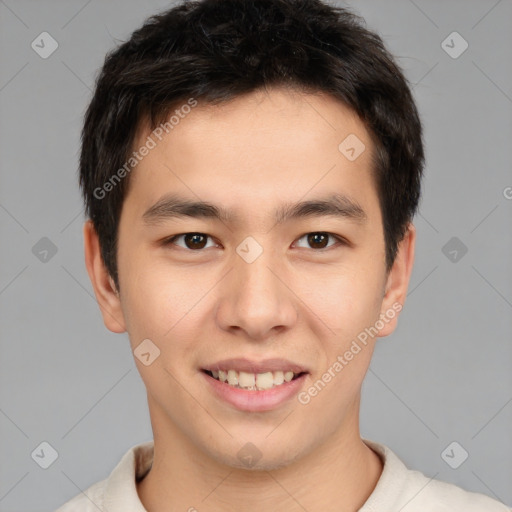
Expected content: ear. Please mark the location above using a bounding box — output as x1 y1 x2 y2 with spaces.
377 222 416 338
83 220 126 333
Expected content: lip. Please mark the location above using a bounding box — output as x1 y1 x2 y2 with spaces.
201 357 309 374
201 370 309 412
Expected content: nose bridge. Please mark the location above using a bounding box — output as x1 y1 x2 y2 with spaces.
216 241 297 338
238 248 278 299
235 243 282 312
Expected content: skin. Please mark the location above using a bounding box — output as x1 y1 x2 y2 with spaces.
84 86 415 512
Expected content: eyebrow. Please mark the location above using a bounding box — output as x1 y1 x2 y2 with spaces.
142 193 367 226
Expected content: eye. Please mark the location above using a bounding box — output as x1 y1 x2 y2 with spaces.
294 232 345 250
162 231 346 252
164 232 217 250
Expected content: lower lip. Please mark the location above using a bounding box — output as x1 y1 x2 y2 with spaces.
201 371 308 412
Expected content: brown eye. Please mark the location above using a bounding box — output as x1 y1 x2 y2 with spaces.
183 233 208 249
307 233 329 249
295 232 342 250
165 233 215 250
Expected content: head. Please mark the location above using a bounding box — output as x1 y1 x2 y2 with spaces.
83 0 423 470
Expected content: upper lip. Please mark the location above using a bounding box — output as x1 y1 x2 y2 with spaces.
202 358 310 374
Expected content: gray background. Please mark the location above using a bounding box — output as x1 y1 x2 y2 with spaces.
0 0 511 510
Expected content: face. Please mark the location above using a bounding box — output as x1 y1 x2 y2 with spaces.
85 87 415 471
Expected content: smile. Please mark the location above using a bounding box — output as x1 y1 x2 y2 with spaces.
203 369 306 390
201 369 309 412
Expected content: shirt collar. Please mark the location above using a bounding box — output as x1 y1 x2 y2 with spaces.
359 438 409 511
102 440 154 512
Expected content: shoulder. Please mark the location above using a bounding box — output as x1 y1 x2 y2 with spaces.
54 440 153 512
401 467 511 512
362 439 511 512
54 478 107 512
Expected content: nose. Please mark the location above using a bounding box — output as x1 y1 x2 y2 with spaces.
215 249 298 341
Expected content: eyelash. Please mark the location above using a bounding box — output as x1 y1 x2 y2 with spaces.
162 232 347 251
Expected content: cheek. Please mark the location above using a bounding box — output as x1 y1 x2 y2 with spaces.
298 263 383 340
119 257 215 347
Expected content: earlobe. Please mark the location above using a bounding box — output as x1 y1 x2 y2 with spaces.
377 222 416 338
83 220 126 333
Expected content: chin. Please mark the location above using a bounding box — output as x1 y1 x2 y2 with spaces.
205 435 308 473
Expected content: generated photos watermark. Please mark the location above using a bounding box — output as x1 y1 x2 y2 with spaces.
298 301 403 405
93 98 198 200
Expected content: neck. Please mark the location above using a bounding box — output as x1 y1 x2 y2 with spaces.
137 401 383 512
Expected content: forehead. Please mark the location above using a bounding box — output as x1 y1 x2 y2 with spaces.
125 87 380 226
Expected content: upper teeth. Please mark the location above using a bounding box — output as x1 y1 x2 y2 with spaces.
211 369 297 390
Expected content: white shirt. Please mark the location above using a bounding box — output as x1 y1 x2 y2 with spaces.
55 438 511 511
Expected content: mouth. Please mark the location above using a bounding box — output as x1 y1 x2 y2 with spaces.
200 357 310 411
201 368 308 391
200 365 310 412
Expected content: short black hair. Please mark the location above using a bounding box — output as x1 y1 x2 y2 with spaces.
80 0 424 290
